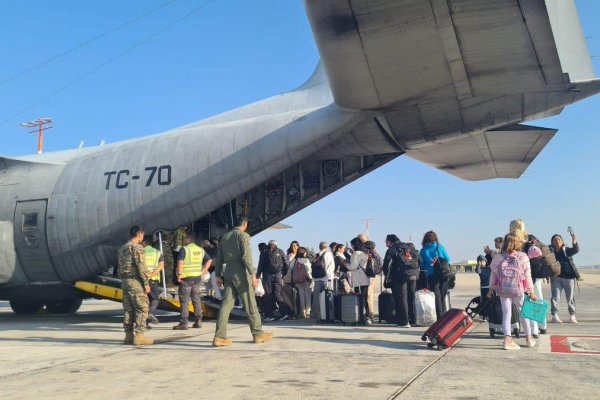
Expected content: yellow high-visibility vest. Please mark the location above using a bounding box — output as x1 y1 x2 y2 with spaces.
144 246 161 282
181 243 205 279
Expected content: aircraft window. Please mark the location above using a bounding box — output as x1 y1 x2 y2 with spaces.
22 213 38 231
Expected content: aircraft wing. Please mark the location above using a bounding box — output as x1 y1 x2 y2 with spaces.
304 0 592 109
405 124 557 181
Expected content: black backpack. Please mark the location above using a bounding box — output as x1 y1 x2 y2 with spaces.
393 242 420 281
311 253 327 279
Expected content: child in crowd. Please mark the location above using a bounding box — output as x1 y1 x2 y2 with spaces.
488 233 538 350
475 255 490 302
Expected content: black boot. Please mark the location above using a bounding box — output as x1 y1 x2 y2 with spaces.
172 323 188 330
192 316 202 328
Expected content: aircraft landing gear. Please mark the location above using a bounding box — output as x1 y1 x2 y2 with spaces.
44 299 83 314
9 300 44 314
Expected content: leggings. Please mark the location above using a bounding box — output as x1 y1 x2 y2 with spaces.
500 295 531 337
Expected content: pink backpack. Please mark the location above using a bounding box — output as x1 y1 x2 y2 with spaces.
496 254 525 297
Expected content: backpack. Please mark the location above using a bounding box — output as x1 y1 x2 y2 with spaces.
496 254 525 297
393 242 420 281
292 260 309 284
527 241 561 279
311 253 327 279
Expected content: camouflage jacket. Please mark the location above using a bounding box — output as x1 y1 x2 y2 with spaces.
118 240 149 286
215 228 254 279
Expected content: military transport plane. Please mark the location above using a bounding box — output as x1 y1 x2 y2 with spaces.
1 0 598 314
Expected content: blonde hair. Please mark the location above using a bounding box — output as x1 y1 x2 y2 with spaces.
502 233 523 253
509 219 527 242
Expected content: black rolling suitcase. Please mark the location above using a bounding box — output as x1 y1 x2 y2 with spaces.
378 278 395 323
488 295 520 337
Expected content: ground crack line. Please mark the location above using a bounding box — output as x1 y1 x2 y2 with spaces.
387 321 482 400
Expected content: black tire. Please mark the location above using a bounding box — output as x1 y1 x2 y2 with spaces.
421 335 427 342
489 329 495 338
427 343 434 348
9 300 44 314
436 345 444 351
45 298 83 314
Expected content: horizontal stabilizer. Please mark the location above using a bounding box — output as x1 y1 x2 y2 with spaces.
405 124 557 181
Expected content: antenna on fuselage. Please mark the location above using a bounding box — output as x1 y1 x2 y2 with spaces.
20 117 53 154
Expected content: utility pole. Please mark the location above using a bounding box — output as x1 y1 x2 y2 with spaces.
21 118 53 154
361 218 373 237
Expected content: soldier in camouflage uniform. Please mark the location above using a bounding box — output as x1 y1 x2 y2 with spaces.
212 216 272 347
118 225 154 346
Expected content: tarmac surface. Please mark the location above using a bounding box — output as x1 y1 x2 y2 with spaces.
1 272 599 400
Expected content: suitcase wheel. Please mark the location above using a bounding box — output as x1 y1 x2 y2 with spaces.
489 329 495 338
421 335 427 342
427 343 434 349
436 345 444 351
514 330 520 338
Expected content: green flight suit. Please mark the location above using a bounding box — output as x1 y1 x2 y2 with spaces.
214 227 263 338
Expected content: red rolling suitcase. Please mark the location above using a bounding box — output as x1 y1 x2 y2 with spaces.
421 309 473 350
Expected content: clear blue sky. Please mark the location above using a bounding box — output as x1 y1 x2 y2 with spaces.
1 1 599 265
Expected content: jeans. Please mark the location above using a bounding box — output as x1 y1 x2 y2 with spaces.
392 278 416 325
179 280 202 325
311 280 328 318
500 295 531 337
296 282 312 318
427 274 448 319
531 279 547 334
551 277 576 316
354 285 373 322
262 272 283 317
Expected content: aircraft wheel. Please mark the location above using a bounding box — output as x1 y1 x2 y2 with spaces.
45 298 83 314
9 300 44 314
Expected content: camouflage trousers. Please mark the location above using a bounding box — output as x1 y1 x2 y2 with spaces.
122 278 149 333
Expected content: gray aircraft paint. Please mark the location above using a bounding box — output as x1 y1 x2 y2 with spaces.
0 0 599 301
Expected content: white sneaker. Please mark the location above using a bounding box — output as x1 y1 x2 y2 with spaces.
526 338 537 348
551 315 562 324
503 341 521 350
399 324 411 328
570 315 578 324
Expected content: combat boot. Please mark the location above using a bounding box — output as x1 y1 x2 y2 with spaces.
133 332 154 346
124 332 134 345
192 316 202 329
253 332 273 344
212 337 232 347
172 323 188 330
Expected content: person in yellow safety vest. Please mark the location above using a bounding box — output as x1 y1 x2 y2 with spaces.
172 234 212 330
141 237 164 326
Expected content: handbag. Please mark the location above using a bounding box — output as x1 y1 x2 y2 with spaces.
433 244 454 282
520 295 550 324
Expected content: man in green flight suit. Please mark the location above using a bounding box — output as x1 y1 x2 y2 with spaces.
213 215 272 347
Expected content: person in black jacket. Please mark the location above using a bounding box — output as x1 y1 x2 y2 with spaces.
384 234 418 328
550 233 580 324
257 240 287 321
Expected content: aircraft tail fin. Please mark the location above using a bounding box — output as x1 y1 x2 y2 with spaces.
545 0 596 82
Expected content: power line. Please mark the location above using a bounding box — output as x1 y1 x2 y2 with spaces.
0 0 219 128
0 0 180 87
